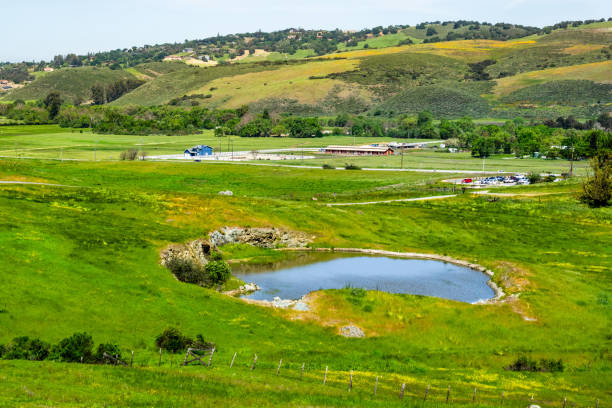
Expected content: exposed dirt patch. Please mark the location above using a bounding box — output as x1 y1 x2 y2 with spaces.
492 261 537 321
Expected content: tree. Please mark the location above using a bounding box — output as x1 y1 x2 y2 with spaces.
91 85 105 105
417 110 434 127
43 92 62 120
580 154 611 207
472 136 495 157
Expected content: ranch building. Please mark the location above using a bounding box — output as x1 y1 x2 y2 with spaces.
184 145 213 158
324 145 394 156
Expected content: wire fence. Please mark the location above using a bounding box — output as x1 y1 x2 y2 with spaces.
101 348 606 408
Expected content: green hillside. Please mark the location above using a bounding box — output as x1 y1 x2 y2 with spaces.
2 24 611 118
1 67 137 104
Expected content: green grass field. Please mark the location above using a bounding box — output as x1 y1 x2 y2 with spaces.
0 126 587 176
0 139 610 406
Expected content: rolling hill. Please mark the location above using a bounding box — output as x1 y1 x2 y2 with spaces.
2 21 611 119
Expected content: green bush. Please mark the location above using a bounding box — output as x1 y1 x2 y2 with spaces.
507 355 564 372
166 257 208 286
205 261 231 284
209 251 223 261
527 172 542 184
155 327 192 353
581 155 611 207
322 164 335 169
95 343 122 363
3 336 50 361
50 332 95 362
344 163 361 170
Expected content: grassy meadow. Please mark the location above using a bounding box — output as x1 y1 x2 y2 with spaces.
0 139 610 406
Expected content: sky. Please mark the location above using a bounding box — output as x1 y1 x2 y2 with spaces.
2 0 610 62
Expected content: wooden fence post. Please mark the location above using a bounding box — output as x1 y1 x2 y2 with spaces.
130 351 134 368
472 387 477 404
348 370 353 392
207 347 216 367
323 366 328 385
300 363 304 380
230 352 237 368
596 399 599 408
374 376 378 396
563 397 567 408
159 348 162 366
446 386 451 404
424 385 430 402
501 392 505 406
251 354 257 370
399 383 406 399
276 359 282 375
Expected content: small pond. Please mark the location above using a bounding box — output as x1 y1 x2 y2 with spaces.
232 252 495 303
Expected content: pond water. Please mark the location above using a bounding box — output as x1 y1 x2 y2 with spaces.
232 252 495 303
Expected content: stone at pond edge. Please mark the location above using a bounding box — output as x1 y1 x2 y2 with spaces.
340 325 365 338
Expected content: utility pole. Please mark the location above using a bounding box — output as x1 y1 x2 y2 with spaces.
401 145 404 169
94 140 98 162
482 156 485 176
569 142 574 177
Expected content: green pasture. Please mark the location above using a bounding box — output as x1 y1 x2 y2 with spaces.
0 125 424 161
0 156 610 406
0 126 587 176
264 151 588 175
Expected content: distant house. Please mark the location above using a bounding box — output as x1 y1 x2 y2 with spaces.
183 48 194 53
0 80 8 85
184 145 213 158
324 145 394 156
43 67 54 72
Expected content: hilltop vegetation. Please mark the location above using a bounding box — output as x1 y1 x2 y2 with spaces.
1 19 611 119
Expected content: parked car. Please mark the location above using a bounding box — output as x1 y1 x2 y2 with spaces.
462 178 473 184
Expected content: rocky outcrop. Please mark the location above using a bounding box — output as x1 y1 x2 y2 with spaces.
160 239 212 268
223 283 261 297
340 325 365 338
209 227 312 249
244 296 310 311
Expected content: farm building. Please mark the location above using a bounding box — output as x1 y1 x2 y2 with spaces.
324 145 394 156
184 145 213 158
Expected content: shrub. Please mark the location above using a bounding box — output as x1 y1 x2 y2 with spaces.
50 332 94 362
527 172 542 184
580 155 611 207
322 164 335 169
344 163 361 170
166 257 208 285
119 149 139 161
507 355 538 371
507 356 564 372
95 343 122 363
205 260 231 284
209 251 223 261
3 336 50 361
540 358 564 372
155 327 192 353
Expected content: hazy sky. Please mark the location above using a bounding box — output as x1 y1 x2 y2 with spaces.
2 0 610 61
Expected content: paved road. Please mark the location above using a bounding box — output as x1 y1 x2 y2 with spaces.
324 194 458 206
